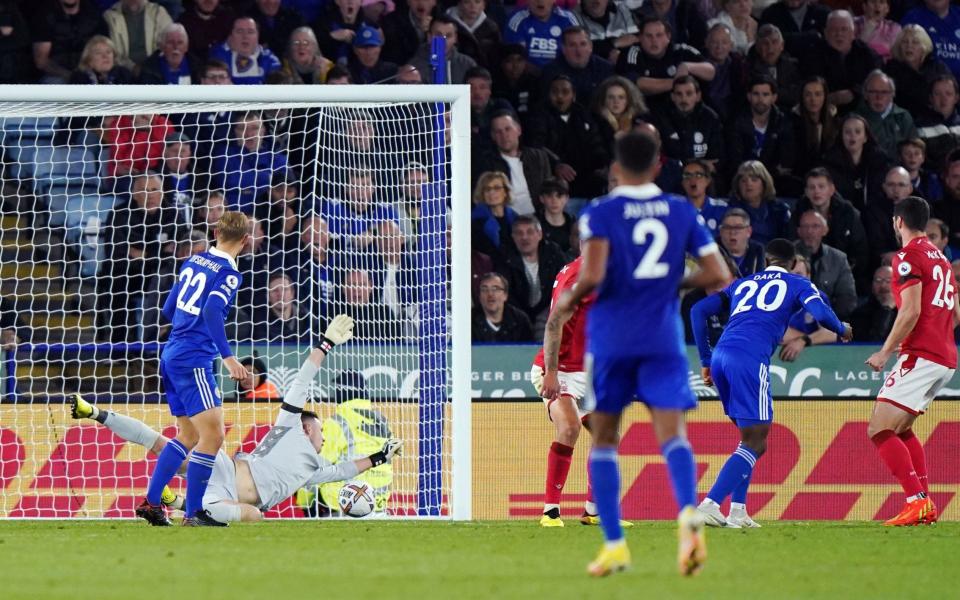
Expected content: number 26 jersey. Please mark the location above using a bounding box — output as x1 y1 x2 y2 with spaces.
162 247 242 366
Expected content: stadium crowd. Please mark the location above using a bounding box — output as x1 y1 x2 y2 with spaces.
1 0 960 348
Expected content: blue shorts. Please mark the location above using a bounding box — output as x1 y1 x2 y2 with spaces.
585 352 697 414
710 348 772 423
160 359 221 417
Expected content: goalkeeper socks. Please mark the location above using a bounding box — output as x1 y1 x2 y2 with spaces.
897 430 929 494
544 442 574 507
588 447 622 542
184 451 217 518
100 412 162 450
146 439 188 505
872 430 924 499
706 443 757 505
662 436 697 510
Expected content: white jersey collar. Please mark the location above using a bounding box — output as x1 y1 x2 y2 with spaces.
765 266 787 273
209 246 238 271
611 183 663 200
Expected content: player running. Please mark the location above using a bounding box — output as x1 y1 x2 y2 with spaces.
73 315 403 524
691 239 853 528
533 253 632 529
138 211 253 526
553 132 731 577
865 197 958 526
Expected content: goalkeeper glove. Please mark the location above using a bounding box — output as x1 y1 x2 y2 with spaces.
318 314 354 354
369 438 403 467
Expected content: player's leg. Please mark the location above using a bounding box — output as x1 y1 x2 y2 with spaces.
726 422 768 528
203 498 263 523
186 451 238 527
541 394 580 527
184 406 225 521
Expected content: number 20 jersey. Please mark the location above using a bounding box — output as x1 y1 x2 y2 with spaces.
892 236 958 369
162 248 242 366
580 184 717 359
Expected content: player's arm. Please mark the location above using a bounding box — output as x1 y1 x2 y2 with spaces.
682 249 730 290
305 439 403 486
690 291 728 386
866 283 921 371
802 293 852 341
553 238 608 321
200 291 247 381
780 326 838 362
160 277 181 323
540 308 569 401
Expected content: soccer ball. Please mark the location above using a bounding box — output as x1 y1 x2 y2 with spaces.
338 480 376 517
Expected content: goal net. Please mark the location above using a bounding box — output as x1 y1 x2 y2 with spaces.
0 85 471 520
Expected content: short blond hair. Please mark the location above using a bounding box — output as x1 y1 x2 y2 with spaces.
215 211 250 243
891 25 934 63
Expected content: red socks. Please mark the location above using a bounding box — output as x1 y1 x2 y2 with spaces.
872 430 924 498
898 430 929 494
545 442 574 505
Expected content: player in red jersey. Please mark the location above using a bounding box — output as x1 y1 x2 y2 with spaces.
865 197 959 526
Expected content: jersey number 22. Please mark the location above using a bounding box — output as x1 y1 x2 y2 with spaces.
176 267 208 316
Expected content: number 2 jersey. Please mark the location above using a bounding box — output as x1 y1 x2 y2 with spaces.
533 256 593 372
162 247 242 366
892 236 958 369
580 184 717 360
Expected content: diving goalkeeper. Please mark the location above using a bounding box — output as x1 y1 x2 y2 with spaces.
71 315 403 525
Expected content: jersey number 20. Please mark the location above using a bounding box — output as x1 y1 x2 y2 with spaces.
176 267 208 316
731 279 787 315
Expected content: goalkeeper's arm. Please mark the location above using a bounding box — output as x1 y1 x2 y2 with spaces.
306 439 404 486
279 315 355 417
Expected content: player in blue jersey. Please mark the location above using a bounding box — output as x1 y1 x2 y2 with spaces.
690 239 852 528
137 211 253 526
553 132 731 577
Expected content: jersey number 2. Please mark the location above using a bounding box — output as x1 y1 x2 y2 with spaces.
176 267 208 316
632 219 669 279
932 265 955 310
731 279 787 315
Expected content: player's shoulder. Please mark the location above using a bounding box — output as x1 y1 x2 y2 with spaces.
507 9 531 30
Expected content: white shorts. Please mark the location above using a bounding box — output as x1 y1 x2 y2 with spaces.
202 450 238 505
530 365 590 420
877 354 955 415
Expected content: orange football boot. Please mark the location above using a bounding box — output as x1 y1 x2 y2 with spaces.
883 497 937 527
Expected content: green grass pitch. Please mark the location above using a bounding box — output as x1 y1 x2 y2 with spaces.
2 521 958 599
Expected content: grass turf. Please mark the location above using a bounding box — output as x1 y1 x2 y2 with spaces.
2 520 958 600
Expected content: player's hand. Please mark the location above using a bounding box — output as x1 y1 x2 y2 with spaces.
555 163 577 182
540 369 561 400
700 367 713 387
323 314 355 345
865 349 891 372
381 438 403 461
223 356 251 382
779 338 805 362
840 323 854 343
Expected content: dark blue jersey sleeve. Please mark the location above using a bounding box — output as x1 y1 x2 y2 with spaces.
802 294 846 337
692 292 728 367
201 293 233 359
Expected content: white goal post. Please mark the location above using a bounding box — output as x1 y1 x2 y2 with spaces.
0 85 472 520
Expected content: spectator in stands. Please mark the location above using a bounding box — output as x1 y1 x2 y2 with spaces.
708 0 757 54
394 63 422 83
347 24 398 84
899 138 943 202
370 221 416 331
632 0 707 50
255 169 301 250
727 76 796 192
235 215 272 312
467 67 510 149
102 0 173 69
292 216 337 305
253 272 310 341
471 171 518 264
590 75 646 153
472 272 534 342
882 26 950 120
804 10 881 114
535 177 575 252
616 17 715 113
935 151 960 253
574 0 638 63
916 74 960 173
381 0 439 66
338 268 403 341
850 265 897 342
926 217 953 260
279 26 333 84
746 24 800 112
237 355 281 401
69 35 136 84
390 162 430 246
0 3 32 84
446 0 500 68
492 43 540 124
653 75 723 172
758 0 828 58
792 77 839 180
325 65 351 84
823 113 891 212
210 110 289 212
104 113 174 180
313 0 375 63
193 190 225 239
718 208 765 276
854 70 917 160
138 23 195 84
540 27 614 106
409 15 477 84
0 297 27 350
503 215 566 334
726 160 791 244
474 111 560 216
701 23 743 122
248 0 305 56
862 166 912 262
682 159 728 236
794 209 857 319
902 0 960 81
323 169 398 247
504 0 579 68
161 131 194 221
527 75 609 200
854 0 900 61
179 0 234 59
360 0 395 25
31 0 108 84
209 16 282 84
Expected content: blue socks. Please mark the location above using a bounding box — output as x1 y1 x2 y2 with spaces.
146 439 188 505
184 452 217 518
588 447 622 543
707 443 758 505
662 436 697 509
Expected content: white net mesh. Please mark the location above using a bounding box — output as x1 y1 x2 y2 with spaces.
0 97 456 519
